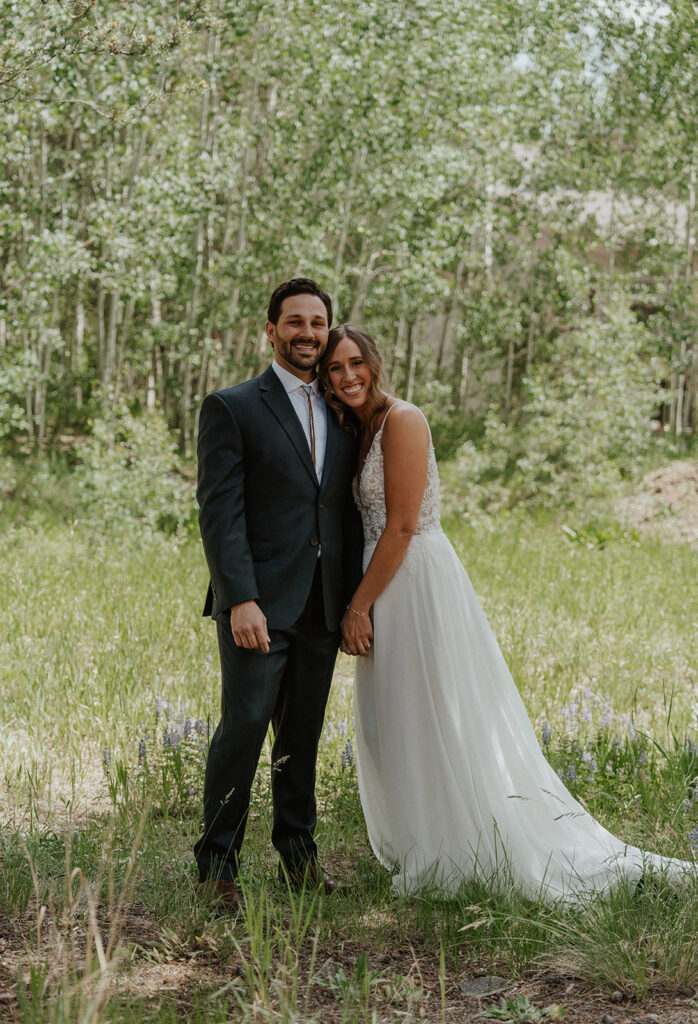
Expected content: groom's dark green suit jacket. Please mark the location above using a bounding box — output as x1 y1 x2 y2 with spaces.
197 365 362 630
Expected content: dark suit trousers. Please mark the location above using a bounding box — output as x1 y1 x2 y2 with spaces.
194 565 339 882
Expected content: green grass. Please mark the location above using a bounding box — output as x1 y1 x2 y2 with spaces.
1 485 697 1022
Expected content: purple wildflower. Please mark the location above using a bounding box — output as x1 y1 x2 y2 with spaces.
138 738 147 763
103 747 111 768
163 730 181 750
566 763 576 782
689 827 698 856
541 722 551 746
341 739 354 769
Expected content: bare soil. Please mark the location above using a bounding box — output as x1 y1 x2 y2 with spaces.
1 896 697 1023
619 461 698 545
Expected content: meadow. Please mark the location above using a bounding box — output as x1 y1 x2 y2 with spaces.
1 474 697 1023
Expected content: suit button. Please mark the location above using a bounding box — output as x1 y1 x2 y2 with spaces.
318 502 326 510
310 537 320 546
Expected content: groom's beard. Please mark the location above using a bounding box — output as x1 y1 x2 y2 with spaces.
276 335 324 373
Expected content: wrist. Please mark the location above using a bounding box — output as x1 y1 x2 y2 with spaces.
347 604 370 617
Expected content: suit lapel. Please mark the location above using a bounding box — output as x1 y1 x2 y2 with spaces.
259 366 319 486
320 405 342 492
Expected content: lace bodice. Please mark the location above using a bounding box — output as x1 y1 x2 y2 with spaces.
352 404 442 545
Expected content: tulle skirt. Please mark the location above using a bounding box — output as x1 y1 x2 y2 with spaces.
354 530 694 900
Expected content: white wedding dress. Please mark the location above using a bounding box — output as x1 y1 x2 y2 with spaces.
353 403 694 901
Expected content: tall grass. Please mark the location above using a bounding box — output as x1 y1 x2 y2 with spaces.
1 489 697 1021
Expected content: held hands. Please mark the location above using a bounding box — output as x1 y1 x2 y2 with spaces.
230 600 270 653
340 605 374 657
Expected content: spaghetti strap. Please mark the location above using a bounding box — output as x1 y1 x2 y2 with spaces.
377 400 431 442
376 400 403 437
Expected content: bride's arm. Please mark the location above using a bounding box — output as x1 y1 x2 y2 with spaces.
341 404 430 656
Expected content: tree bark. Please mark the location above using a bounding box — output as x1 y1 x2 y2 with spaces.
404 320 419 403
436 257 465 372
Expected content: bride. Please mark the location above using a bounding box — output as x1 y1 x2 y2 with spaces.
319 323 695 901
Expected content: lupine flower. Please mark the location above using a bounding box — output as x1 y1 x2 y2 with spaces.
605 762 614 774
103 747 111 768
337 720 348 737
194 718 204 734
566 763 576 782
138 738 147 763
183 718 192 738
325 721 335 738
556 768 563 779
341 739 354 769
638 751 647 765
541 722 551 746
684 798 693 812
689 827 698 856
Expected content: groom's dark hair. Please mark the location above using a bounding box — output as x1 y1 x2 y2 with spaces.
267 278 333 327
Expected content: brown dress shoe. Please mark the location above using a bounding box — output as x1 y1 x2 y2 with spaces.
279 861 345 894
199 878 243 910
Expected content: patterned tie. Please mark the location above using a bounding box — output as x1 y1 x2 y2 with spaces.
301 384 316 468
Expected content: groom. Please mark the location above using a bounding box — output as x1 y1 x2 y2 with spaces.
195 278 362 906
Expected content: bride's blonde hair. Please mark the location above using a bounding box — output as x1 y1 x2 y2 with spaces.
319 324 389 434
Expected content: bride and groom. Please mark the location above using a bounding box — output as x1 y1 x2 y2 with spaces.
195 278 693 908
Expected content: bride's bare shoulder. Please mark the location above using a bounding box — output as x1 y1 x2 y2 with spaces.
381 400 430 446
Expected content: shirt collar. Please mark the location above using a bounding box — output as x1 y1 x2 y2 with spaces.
272 360 320 395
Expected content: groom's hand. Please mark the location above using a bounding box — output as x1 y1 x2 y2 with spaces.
230 600 270 653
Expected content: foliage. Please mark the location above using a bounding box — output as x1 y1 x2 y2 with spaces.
448 302 665 510
0 0 696 462
511 302 662 506
481 993 566 1021
76 405 195 534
